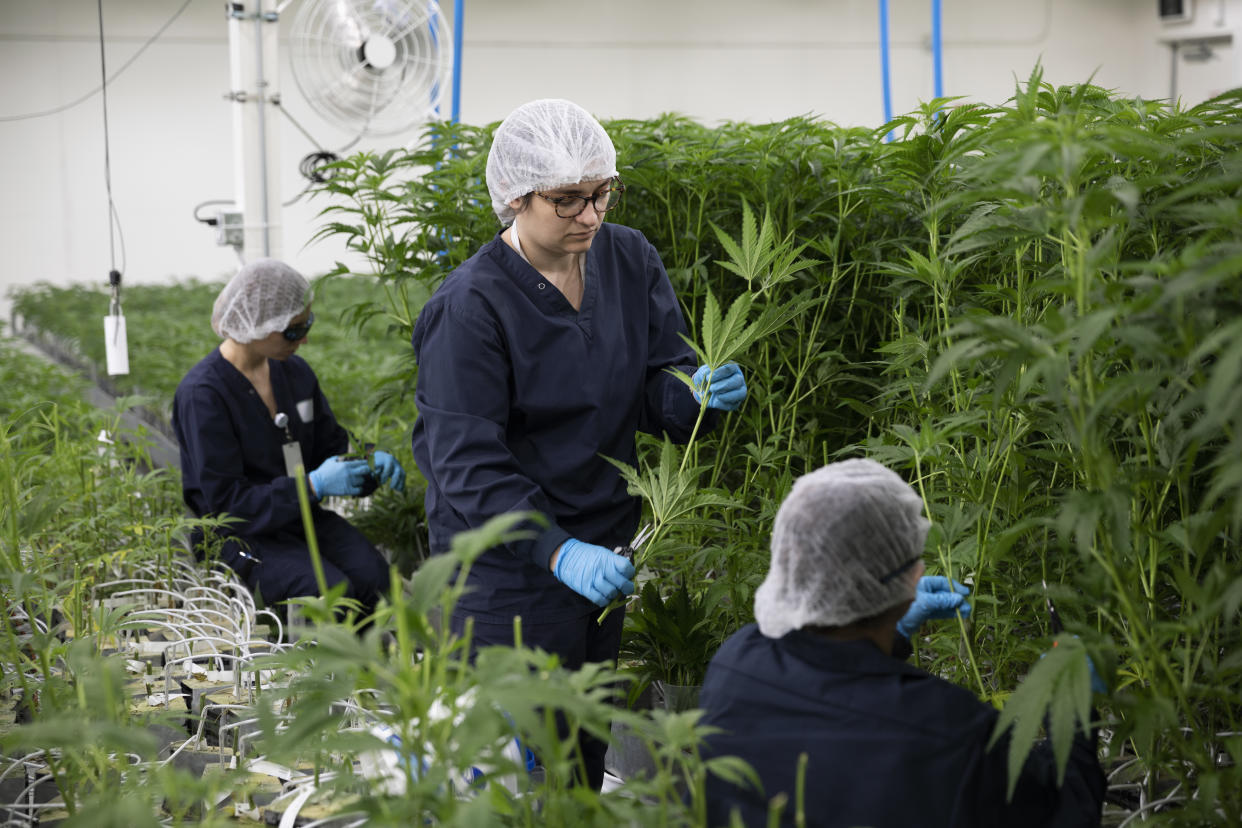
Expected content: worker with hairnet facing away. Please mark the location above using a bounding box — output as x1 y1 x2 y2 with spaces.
698 458 1107 828
172 259 403 615
409 98 747 789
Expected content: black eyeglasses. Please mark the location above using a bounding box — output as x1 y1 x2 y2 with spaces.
282 312 315 341
533 180 625 218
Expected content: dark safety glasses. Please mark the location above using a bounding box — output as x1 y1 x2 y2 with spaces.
878 554 922 584
282 312 315 341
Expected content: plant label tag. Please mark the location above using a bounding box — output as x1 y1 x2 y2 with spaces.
103 314 129 375
282 441 305 478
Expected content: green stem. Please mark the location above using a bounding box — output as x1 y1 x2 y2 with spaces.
294 467 329 599
678 397 712 475
910 447 987 697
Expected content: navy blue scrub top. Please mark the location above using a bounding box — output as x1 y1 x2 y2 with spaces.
411 222 710 621
699 624 1106 828
172 349 347 536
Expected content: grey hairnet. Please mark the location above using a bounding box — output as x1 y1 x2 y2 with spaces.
753 458 931 638
485 98 618 225
211 258 311 343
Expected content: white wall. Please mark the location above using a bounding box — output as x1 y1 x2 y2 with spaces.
1 0 1239 314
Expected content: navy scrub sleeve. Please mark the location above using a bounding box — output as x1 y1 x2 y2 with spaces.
698 625 1106 828
411 223 710 622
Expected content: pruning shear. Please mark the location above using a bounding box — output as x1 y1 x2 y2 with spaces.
1042 579 1064 640
615 523 654 563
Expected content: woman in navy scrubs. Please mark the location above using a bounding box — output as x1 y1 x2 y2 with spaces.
698 460 1106 827
410 98 747 788
173 258 405 615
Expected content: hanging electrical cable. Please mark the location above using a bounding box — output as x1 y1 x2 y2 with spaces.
97 3 118 279
1 0 197 123
272 101 342 205
97 0 129 377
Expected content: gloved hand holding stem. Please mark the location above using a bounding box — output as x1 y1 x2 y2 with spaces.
551 538 636 608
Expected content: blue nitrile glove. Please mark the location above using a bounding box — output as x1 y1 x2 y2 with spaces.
372 450 405 493
692 362 747 411
896 576 972 640
552 539 637 607
308 455 371 499
1044 636 1109 694
1087 655 1107 694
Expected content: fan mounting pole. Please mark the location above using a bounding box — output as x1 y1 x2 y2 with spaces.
226 1 282 262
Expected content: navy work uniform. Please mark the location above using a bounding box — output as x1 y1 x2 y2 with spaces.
173 349 389 609
699 624 1107 828
411 222 713 785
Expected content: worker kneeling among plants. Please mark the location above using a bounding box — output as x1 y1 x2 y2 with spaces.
698 458 1106 827
172 259 404 615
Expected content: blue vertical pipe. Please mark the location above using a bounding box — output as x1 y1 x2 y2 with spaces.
931 0 943 100
879 0 893 141
451 0 463 123
429 11 440 117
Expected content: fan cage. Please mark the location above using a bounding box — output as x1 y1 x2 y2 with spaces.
288 0 453 136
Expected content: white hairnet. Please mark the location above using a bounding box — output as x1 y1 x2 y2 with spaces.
211 258 311 343
485 98 618 225
753 458 931 638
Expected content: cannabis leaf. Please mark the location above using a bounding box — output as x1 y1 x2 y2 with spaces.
988 635 1096 799
712 201 821 294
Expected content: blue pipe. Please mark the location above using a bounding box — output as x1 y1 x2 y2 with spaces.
451 0 463 123
931 0 943 100
879 0 893 141
429 12 440 117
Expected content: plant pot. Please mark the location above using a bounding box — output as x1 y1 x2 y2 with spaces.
605 681 656 782
652 680 700 713
605 717 657 782
606 682 702 786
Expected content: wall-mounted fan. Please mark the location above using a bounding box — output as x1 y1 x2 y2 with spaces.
207 0 455 262
288 0 453 136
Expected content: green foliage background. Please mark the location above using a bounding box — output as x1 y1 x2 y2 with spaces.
0 339 735 826
11 68 1242 822
308 69 1242 821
